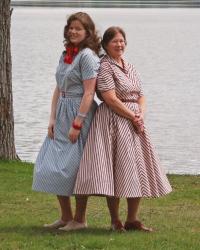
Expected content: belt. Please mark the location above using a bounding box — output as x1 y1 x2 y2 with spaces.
60 91 82 98
121 99 138 103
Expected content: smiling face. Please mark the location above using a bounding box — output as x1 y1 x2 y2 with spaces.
105 32 126 60
67 20 86 46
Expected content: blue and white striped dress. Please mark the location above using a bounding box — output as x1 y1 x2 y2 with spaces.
32 48 100 196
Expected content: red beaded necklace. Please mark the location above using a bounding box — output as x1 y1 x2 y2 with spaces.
64 46 79 64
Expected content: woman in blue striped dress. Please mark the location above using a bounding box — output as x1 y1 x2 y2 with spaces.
32 12 100 229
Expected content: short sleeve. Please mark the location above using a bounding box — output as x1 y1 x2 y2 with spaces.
80 49 100 81
97 61 115 92
55 53 65 89
59 52 64 63
132 65 144 97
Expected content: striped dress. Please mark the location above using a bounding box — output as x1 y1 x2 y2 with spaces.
74 55 172 198
32 48 100 196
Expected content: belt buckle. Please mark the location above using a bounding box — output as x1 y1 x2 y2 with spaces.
61 92 65 98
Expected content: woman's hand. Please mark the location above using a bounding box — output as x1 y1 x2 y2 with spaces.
135 112 144 124
48 119 55 139
132 112 144 134
68 127 81 143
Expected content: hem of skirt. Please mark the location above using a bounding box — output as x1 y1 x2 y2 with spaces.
32 187 73 197
74 189 172 198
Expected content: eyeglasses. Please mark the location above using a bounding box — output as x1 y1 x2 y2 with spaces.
110 39 125 45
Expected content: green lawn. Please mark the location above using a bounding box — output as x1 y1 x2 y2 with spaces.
0 160 199 250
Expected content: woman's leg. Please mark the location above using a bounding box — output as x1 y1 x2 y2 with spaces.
59 195 88 231
44 196 73 229
57 195 73 222
74 195 88 223
106 197 120 223
106 197 125 231
126 197 141 222
125 198 153 232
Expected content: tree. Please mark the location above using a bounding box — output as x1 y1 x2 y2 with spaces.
0 0 18 160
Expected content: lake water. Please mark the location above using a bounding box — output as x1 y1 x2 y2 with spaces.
11 7 200 174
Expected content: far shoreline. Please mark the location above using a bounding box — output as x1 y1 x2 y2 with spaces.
11 1 200 8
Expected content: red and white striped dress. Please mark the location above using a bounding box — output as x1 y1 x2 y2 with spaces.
74 55 172 198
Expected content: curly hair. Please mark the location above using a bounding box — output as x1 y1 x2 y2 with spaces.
101 26 127 53
64 12 101 56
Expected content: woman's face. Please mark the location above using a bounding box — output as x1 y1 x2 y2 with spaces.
68 20 86 46
105 32 126 59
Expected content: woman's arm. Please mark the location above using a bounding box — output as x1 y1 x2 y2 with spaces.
48 86 60 139
74 77 96 125
101 89 136 120
68 77 96 143
137 95 146 117
101 90 145 134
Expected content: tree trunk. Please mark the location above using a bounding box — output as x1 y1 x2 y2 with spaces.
0 0 18 160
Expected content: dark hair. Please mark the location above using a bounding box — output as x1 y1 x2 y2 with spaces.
101 26 127 53
64 12 101 55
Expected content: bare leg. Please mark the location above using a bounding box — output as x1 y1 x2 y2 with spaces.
59 196 88 231
106 197 125 231
57 195 73 222
74 195 88 223
125 198 153 232
126 197 141 222
106 196 120 223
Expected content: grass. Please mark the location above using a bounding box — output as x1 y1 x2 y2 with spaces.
0 160 199 250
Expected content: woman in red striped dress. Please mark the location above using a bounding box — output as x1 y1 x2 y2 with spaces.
74 26 172 232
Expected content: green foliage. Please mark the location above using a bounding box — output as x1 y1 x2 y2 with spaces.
0 161 199 250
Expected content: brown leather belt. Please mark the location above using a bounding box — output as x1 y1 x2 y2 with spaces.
121 99 138 103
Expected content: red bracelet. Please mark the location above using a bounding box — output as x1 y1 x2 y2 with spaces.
72 121 82 130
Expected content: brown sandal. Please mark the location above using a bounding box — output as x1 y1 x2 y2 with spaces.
110 220 126 232
124 220 153 232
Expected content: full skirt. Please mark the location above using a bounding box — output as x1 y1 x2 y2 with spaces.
74 102 172 198
32 97 97 196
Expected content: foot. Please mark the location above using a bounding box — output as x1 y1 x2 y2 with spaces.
43 219 67 229
124 220 153 232
59 220 87 231
111 220 126 232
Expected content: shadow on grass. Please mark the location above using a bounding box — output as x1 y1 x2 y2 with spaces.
0 225 112 236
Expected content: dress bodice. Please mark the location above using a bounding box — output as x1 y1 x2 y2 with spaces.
56 48 100 96
97 55 144 101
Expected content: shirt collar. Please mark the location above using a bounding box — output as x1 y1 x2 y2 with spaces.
102 54 128 74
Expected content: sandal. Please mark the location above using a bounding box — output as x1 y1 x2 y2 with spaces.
111 220 126 232
59 220 87 231
43 219 67 229
124 220 153 232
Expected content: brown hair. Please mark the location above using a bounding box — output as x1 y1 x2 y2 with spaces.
101 26 127 53
64 12 101 55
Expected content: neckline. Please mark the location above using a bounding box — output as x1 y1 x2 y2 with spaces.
105 55 128 74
